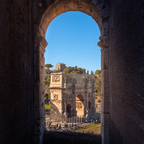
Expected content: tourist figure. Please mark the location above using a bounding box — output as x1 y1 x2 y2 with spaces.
91 119 93 123
48 122 50 128
96 119 97 123
66 123 68 128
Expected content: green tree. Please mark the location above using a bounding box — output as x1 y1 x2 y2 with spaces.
45 64 53 70
63 66 86 74
45 77 50 86
87 70 89 75
95 70 101 75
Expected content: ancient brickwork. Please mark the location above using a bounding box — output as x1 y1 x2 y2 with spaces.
109 1 144 144
0 1 35 144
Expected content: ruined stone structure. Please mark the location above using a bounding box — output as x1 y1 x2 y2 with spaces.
0 1 144 144
49 73 96 120
55 63 66 71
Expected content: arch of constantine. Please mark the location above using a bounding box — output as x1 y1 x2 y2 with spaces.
49 73 96 120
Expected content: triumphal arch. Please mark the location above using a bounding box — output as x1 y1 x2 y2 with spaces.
49 73 96 120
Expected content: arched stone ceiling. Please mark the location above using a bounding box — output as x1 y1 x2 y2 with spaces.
39 0 103 37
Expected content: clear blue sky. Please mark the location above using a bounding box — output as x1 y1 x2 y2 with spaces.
45 11 101 72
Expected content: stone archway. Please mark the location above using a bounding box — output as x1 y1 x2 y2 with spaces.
76 94 84 116
35 0 110 143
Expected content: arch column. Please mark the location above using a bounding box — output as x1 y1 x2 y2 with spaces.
34 36 48 144
98 34 109 144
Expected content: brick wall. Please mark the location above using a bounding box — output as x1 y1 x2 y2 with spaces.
0 1 35 144
109 0 144 143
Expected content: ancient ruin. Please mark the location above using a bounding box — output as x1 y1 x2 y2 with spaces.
55 63 66 71
49 73 96 121
1 0 144 144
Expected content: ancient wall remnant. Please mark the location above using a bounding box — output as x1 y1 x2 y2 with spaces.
55 63 66 71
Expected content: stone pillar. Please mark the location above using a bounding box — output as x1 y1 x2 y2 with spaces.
98 34 109 144
34 36 48 144
84 90 87 117
92 88 96 116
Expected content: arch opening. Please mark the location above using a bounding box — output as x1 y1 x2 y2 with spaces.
37 0 110 143
76 94 84 117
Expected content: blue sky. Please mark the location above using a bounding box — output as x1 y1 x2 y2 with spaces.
45 11 101 72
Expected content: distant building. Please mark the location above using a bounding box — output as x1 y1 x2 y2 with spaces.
55 63 66 71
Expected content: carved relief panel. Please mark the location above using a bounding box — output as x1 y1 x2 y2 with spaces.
52 75 60 82
76 102 82 109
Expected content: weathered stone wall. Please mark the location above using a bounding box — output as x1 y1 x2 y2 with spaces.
0 1 35 144
109 0 144 144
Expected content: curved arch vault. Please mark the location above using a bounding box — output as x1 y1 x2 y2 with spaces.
34 0 110 144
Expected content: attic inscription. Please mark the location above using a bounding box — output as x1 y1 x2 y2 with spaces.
52 75 60 82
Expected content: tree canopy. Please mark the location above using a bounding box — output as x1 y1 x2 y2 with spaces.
95 70 101 75
45 64 53 69
63 66 86 74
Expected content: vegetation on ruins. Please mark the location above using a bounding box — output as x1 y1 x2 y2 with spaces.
95 70 101 96
63 66 86 74
95 70 101 75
